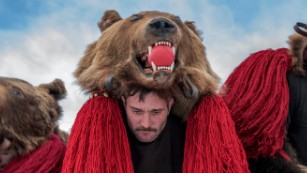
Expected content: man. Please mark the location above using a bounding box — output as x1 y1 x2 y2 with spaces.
286 22 307 170
287 72 307 168
121 87 186 173
0 138 15 170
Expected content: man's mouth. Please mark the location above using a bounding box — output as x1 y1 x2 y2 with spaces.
136 129 157 132
136 40 176 75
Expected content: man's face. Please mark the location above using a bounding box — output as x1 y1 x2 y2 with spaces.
122 92 173 143
0 138 15 169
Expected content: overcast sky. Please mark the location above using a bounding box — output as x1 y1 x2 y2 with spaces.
1 0 306 131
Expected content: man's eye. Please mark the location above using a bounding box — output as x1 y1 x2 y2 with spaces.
152 111 161 115
133 110 142 115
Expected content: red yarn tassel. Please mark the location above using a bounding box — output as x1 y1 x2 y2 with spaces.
61 95 134 173
183 96 250 173
223 48 292 159
2 134 66 173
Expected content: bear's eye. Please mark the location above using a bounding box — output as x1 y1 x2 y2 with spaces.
130 14 141 21
10 87 21 96
173 16 182 23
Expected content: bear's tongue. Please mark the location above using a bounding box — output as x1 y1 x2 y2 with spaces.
148 45 175 69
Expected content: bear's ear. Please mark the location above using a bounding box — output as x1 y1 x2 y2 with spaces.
288 31 307 76
98 10 122 32
38 79 67 100
184 21 203 40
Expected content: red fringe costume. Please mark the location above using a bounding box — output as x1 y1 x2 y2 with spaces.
1 134 66 173
223 48 291 159
62 93 250 173
222 48 302 172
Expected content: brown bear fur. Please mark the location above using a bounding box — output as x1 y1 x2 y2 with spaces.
0 77 67 158
74 10 220 118
288 30 307 76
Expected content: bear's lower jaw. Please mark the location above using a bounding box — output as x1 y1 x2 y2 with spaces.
126 75 175 89
153 70 171 83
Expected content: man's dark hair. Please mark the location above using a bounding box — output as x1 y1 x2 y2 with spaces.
122 86 173 108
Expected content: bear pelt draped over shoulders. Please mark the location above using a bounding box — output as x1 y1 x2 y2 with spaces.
74 10 220 118
0 77 68 156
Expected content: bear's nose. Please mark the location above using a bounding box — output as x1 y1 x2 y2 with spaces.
147 17 176 37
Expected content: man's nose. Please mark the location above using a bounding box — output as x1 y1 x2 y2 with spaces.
140 114 151 128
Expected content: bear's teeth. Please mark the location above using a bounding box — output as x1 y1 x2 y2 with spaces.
170 62 174 71
156 66 172 71
151 61 157 71
151 62 174 72
148 46 152 56
154 41 172 47
157 66 170 70
172 47 176 55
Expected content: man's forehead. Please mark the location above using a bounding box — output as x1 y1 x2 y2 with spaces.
128 92 161 100
127 97 167 111
129 105 164 111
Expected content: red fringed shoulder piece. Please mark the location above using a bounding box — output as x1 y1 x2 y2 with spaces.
62 91 250 173
61 95 134 173
1 134 66 173
183 95 250 173
223 48 292 159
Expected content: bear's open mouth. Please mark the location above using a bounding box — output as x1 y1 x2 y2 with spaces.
135 40 175 75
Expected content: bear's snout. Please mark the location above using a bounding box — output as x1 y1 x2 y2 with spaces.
147 17 177 37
